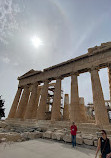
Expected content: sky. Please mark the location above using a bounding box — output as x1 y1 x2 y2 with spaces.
0 0 111 118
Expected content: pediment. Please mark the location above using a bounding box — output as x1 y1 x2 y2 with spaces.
18 69 42 80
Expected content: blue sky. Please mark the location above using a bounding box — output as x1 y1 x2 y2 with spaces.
0 0 111 118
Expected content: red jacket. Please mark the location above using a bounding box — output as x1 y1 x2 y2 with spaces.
71 125 77 135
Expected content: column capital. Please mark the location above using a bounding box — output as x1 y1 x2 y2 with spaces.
70 72 79 76
24 84 30 88
42 79 50 83
55 76 63 80
33 81 39 86
89 66 100 72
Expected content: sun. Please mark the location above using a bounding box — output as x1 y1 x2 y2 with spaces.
31 36 43 48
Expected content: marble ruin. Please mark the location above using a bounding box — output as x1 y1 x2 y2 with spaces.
8 42 111 126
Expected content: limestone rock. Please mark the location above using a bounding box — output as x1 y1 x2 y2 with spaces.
52 132 57 140
43 131 52 139
6 133 22 142
28 132 42 139
83 139 94 146
76 136 83 145
94 140 98 147
63 134 71 143
56 132 64 141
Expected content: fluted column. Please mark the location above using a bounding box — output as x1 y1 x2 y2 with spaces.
51 78 61 121
70 73 82 122
8 87 22 119
90 68 109 125
37 80 49 120
24 82 38 119
108 64 111 105
63 94 69 120
32 86 41 119
79 97 87 122
15 85 30 119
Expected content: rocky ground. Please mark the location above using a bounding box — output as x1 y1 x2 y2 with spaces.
0 120 103 147
0 120 111 150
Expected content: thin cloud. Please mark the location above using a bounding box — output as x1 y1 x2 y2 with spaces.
1 56 10 64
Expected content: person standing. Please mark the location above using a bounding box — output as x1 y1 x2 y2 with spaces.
70 122 77 148
95 130 111 158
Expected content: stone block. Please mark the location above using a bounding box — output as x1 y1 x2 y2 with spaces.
52 133 57 140
94 140 98 147
76 136 83 145
0 133 7 139
63 134 71 143
1 138 6 142
6 133 22 142
82 134 93 140
83 139 94 146
28 132 42 139
21 132 29 140
56 132 64 141
43 131 52 139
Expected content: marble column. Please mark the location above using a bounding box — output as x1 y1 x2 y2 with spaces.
24 82 38 119
32 86 41 119
51 78 61 121
8 87 22 119
15 85 30 119
63 94 69 120
108 64 111 105
79 97 87 122
90 68 109 125
37 80 49 120
70 73 84 123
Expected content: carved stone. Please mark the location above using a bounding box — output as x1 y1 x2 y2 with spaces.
90 69 109 125
8 87 22 118
15 86 30 119
51 78 61 121
37 81 49 120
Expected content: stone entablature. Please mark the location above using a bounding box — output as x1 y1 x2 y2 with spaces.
18 43 111 87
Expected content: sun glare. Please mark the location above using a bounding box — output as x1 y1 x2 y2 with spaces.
31 36 43 48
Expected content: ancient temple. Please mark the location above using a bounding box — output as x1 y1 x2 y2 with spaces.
7 42 111 126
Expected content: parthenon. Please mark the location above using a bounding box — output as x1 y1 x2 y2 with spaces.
8 42 111 126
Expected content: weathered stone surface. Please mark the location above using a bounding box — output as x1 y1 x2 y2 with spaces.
6 133 22 142
28 132 42 139
52 132 57 140
82 134 93 140
0 121 8 128
94 140 98 147
56 132 64 141
63 134 71 143
43 131 52 139
83 139 94 146
76 136 83 145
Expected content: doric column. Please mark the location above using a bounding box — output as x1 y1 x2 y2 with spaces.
63 94 69 120
15 85 30 119
51 77 61 121
32 86 41 119
79 97 87 122
8 87 22 119
108 64 111 105
70 73 82 122
37 80 49 120
90 68 109 125
24 82 38 119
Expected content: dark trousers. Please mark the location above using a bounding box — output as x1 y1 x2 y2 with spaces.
72 135 76 147
102 154 106 158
